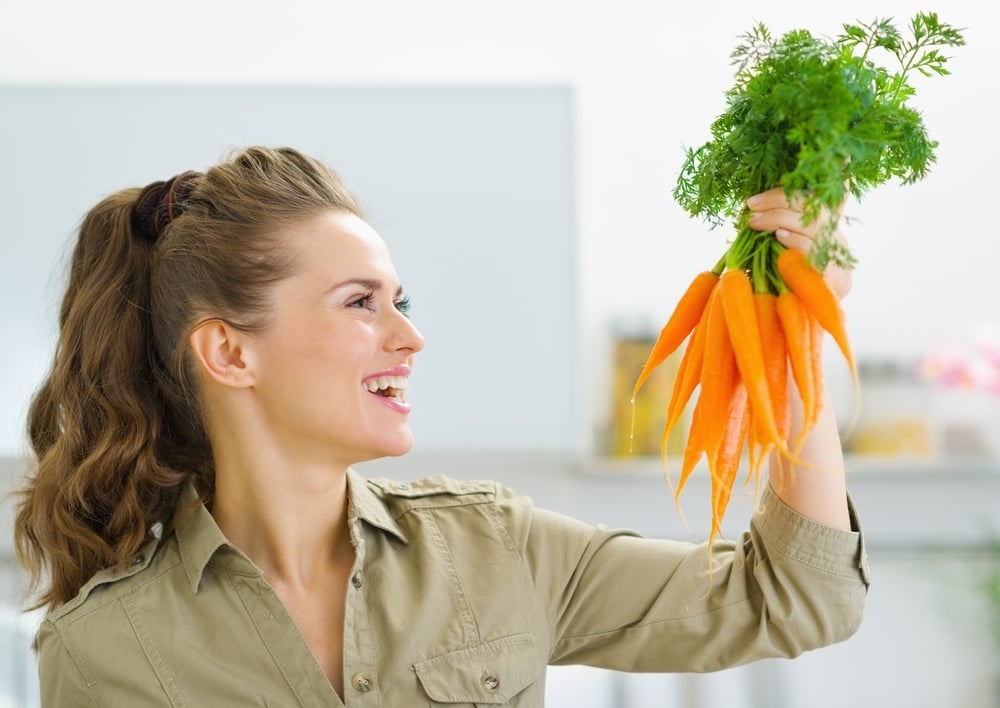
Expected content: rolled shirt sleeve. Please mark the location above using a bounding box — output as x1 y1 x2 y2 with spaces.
499 482 869 673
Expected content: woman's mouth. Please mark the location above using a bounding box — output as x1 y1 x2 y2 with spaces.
363 373 411 412
365 374 408 400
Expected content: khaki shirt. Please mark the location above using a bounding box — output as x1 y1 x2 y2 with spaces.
37 470 870 707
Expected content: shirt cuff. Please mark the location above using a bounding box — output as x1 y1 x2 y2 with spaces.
753 484 871 587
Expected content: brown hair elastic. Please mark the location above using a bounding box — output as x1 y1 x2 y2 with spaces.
131 170 202 242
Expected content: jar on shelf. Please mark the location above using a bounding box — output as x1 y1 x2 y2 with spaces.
845 359 934 458
604 321 687 458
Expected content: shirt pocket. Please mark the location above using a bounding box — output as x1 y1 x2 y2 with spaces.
413 633 540 707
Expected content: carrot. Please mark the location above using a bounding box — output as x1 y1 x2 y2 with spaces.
674 287 736 500
776 290 818 453
659 301 710 455
709 382 750 545
632 270 719 400
776 248 856 381
675 396 705 502
807 312 826 432
744 291 787 492
697 286 741 466
754 292 790 442
718 269 789 460
745 413 767 497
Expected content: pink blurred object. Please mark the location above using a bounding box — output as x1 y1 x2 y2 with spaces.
919 328 1000 396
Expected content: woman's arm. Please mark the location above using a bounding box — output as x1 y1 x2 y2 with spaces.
747 187 853 531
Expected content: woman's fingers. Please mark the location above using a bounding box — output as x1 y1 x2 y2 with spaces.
773 227 813 253
747 186 800 212
746 187 853 301
747 206 823 238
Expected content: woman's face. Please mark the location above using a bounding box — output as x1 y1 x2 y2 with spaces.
247 209 425 468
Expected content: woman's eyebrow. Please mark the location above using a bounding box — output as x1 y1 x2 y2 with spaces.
327 278 403 297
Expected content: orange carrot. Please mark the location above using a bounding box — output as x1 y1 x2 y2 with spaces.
709 382 750 545
807 312 826 433
675 397 705 502
776 290 817 453
697 286 740 465
632 270 719 400
745 411 766 496
660 301 710 455
754 292 790 442
776 248 855 381
718 269 789 459
744 291 788 491
674 287 737 500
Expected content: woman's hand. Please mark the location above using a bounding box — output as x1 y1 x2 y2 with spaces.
746 186 852 301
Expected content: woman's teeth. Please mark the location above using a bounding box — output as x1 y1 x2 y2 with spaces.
365 375 409 396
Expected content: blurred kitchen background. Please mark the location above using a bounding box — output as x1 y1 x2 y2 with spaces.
2 1 999 706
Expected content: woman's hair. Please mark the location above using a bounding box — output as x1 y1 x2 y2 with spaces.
14 146 363 611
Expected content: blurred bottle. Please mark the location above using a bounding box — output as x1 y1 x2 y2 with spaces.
606 322 687 458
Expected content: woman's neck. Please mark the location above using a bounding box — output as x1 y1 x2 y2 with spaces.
209 440 355 590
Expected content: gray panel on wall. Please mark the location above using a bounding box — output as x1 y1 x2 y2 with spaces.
0 86 578 455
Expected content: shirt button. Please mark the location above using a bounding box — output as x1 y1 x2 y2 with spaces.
351 572 363 589
351 672 374 692
481 672 500 693
131 554 145 566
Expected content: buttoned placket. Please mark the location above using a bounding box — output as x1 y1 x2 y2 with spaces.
342 517 380 706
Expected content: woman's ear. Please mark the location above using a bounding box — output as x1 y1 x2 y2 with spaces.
188 319 255 389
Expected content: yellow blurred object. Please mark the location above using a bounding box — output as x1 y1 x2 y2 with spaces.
849 419 933 457
607 333 686 458
845 359 934 458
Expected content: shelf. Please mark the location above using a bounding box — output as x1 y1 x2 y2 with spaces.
4 453 999 556
357 450 1000 552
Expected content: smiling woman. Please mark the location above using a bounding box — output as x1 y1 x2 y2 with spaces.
13 146 870 707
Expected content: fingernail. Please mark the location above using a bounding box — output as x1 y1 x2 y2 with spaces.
775 228 790 240
747 194 763 207
748 211 762 222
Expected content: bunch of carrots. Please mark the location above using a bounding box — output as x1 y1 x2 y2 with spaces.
631 226 854 546
633 14 962 547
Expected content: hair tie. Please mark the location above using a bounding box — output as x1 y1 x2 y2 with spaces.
131 171 201 243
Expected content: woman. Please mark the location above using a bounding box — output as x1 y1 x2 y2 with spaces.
14 146 868 706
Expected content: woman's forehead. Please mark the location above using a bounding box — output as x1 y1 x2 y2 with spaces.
285 211 399 285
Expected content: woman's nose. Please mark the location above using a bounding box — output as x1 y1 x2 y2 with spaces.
389 311 426 353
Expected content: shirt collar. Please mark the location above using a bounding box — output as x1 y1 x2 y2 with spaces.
173 483 235 594
347 468 409 544
174 470 408 593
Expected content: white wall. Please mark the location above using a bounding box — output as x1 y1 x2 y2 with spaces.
2 0 996 456
2 86 581 454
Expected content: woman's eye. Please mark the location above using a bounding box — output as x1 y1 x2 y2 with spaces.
395 296 412 318
349 293 376 311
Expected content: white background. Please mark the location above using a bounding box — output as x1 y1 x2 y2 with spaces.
1 85 581 454
1 0 998 455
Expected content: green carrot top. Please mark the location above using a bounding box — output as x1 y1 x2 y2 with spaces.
673 12 965 273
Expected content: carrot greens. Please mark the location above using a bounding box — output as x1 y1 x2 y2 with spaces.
673 12 965 271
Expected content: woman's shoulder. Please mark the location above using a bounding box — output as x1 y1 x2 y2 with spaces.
358 471 538 517
364 472 499 500
44 531 182 627
352 470 541 547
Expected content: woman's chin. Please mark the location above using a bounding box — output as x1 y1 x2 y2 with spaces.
374 431 416 459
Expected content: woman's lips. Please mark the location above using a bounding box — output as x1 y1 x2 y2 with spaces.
368 391 411 414
363 366 412 413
